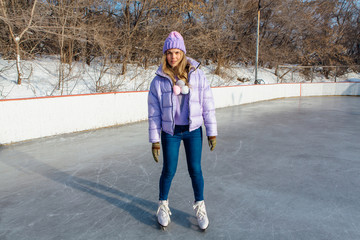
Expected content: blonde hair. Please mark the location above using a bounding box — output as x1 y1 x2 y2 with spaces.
161 51 194 86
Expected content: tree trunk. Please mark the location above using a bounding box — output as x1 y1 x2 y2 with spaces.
15 39 22 84
215 57 222 75
122 48 130 75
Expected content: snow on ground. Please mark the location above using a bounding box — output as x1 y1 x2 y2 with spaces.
0 55 359 100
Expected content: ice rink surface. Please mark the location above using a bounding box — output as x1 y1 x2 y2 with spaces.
1 96 360 240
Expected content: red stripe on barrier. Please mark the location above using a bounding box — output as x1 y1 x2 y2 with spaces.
212 82 301 89
1 82 358 102
0 90 149 102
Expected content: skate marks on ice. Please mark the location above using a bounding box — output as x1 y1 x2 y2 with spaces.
1 97 360 239
205 97 360 239
0 150 194 239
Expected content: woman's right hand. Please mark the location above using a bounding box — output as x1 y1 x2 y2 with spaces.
152 142 160 162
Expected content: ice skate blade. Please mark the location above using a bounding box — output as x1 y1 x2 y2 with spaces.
159 224 168 231
199 224 209 232
158 222 168 231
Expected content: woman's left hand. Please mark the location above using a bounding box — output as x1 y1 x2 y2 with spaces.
207 136 216 151
152 142 160 162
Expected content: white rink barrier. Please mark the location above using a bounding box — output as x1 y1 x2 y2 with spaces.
0 92 148 145
1 82 359 144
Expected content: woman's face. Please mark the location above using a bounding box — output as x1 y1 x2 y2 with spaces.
166 49 183 68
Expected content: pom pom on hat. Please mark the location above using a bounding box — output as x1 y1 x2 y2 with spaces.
163 31 186 54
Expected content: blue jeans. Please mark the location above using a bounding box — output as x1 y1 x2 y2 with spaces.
159 125 204 201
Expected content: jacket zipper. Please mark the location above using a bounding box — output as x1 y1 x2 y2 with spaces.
187 67 197 131
170 80 175 134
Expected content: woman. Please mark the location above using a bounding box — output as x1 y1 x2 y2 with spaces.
148 31 217 230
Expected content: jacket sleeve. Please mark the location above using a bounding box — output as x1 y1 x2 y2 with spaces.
148 79 162 143
201 71 218 137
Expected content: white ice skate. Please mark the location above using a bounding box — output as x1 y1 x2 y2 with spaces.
193 200 209 230
157 200 172 230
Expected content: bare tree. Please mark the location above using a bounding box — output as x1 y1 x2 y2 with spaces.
1 0 359 92
0 0 38 84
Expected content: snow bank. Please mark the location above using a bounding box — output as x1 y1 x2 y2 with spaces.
4 56 359 100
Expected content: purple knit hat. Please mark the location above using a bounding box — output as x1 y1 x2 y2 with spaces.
163 31 186 54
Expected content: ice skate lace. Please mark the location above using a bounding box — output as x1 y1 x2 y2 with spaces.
193 202 206 220
157 203 172 217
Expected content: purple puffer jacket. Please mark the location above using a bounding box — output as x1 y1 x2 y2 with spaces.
148 58 217 143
